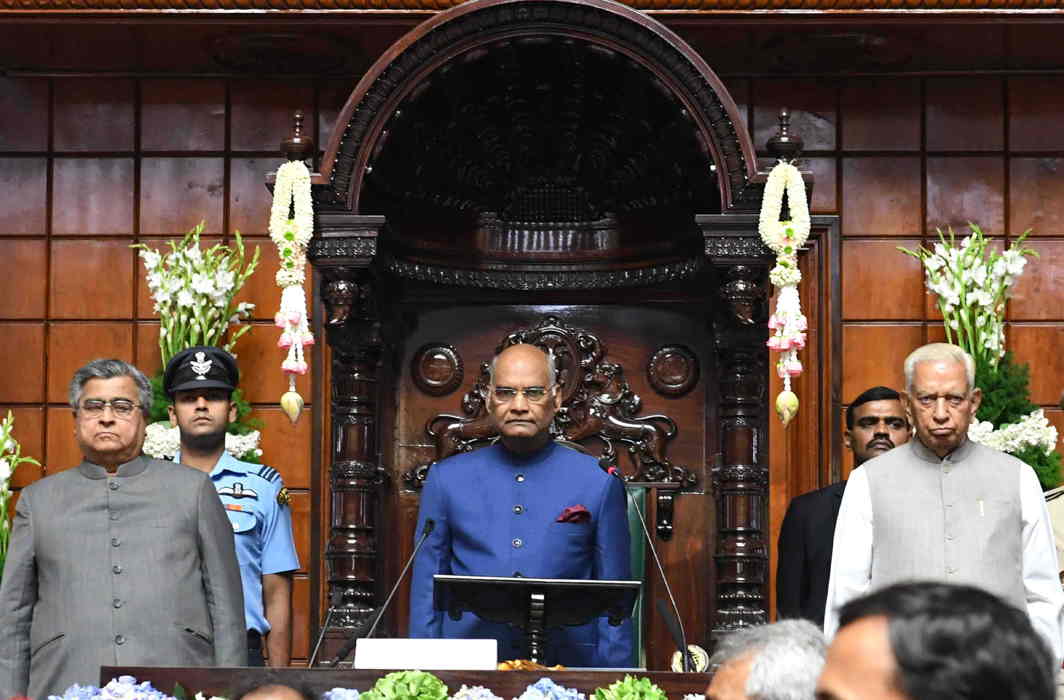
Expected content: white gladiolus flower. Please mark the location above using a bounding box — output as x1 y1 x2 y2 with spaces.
969 289 994 308
215 270 235 292
139 249 162 269
0 458 11 484
190 273 214 295
1002 249 1027 276
176 289 195 308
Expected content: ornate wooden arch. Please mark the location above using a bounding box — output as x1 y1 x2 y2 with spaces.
305 0 829 668
312 0 760 214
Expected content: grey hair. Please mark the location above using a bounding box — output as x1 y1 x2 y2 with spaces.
69 358 153 416
903 343 975 393
488 345 558 387
710 620 827 700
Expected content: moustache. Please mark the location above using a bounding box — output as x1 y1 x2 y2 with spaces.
865 439 894 451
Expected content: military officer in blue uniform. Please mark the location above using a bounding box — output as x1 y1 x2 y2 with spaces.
165 346 301 667
408 343 634 667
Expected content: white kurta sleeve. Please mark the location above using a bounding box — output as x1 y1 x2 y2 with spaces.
823 467 874 640
1018 464 1064 666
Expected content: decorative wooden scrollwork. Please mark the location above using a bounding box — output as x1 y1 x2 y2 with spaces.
403 316 696 538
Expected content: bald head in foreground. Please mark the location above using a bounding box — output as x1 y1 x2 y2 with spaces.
408 343 634 667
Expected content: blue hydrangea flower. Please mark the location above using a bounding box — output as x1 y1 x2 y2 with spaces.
514 678 585 700
99 676 174 700
322 688 361 700
48 683 102 700
450 685 502 700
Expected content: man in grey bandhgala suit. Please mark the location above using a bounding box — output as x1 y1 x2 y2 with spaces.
0 359 247 700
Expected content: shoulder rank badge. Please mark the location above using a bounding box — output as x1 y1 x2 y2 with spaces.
277 486 291 506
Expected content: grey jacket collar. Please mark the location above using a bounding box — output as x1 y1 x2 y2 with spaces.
910 434 976 464
77 454 150 479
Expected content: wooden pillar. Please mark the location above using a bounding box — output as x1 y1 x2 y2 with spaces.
310 217 385 663
711 262 770 643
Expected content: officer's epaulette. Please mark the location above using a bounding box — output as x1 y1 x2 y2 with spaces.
255 465 281 484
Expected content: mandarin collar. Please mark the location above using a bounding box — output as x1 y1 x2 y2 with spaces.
910 435 976 464
494 439 558 468
77 454 150 479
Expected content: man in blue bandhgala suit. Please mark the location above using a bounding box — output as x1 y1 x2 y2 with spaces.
408 343 633 667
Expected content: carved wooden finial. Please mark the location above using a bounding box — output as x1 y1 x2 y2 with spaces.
281 109 316 162
766 107 803 162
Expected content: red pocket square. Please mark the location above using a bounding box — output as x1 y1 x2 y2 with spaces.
556 504 591 523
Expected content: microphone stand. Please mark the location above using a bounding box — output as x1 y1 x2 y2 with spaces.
328 518 436 668
629 494 692 672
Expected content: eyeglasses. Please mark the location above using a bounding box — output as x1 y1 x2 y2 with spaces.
489 386 555 404
79 398 141 419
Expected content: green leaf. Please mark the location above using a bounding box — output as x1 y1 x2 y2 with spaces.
361 671 448 700
594 676 667 700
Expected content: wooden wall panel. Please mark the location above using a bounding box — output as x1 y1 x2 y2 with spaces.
841 240 924 321
140 157 226 234
52 78 135 152
52 158 135 235
841 79 920 151
926 156 1005 234
50 239 135 319
926 78 1003 152
1009 77 1064 151
1010 158 1064 236
841 157 922 236
0 239 47 318
0 158 48 234
0 324 45 403
141 79 226 152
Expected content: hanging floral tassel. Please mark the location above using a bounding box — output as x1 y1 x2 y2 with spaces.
269 160 315 425
759 161 810 427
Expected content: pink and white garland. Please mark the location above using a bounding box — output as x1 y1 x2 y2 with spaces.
759 161 810 427
269 160 315 424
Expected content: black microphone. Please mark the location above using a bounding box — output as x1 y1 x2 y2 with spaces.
329 518 436 667
604 467 693 673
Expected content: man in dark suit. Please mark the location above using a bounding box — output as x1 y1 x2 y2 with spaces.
776 386 910 627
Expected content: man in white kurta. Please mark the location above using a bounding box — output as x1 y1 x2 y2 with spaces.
823 343 1064 664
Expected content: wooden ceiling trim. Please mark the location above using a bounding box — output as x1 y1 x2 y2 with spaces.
4 0 1064 11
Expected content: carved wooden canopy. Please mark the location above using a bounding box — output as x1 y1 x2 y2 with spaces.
308 0 767 291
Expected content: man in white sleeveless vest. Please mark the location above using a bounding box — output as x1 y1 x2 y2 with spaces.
823 343 1064 664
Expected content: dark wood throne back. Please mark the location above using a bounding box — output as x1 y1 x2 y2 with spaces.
404 315 699 491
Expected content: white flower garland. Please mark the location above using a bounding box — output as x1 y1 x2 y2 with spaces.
269 160 316 423
759 162 811 427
